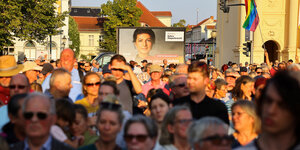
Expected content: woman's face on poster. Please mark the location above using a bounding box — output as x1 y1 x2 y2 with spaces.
135 33 153 55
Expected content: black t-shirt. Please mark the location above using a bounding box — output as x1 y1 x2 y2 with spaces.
173 95 229 124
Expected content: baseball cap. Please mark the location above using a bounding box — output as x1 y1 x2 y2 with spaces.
141 60 148 63
150 64 162 74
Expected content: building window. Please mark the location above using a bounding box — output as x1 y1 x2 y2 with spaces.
74 9 77 13
24 41 36 60
89 35 94 46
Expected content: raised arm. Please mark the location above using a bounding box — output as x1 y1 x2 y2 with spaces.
264 50 272 69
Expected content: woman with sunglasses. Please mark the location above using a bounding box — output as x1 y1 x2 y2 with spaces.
187 117 232 150
75 72 101 117
230 100 260 148
79 95 124 150
159 106 193 150
124 115 158 150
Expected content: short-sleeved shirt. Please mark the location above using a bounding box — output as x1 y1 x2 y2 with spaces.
75 97 99 117
142 80 170 97
117 80 136 114
50 125 67 142
173 95 229 124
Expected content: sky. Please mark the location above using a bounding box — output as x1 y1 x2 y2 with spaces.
71 0 218 25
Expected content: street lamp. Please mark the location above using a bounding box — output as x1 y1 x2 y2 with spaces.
211 30 217 66
62 36 67 49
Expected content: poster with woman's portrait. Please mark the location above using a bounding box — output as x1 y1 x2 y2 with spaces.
117 27 185 65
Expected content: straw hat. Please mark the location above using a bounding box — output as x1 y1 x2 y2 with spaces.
0 55 24 77
22 61 43 72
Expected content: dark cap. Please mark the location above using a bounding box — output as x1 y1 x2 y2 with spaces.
240 67 247 72
141 60 148 63
41 63 54 75
102 64 111 74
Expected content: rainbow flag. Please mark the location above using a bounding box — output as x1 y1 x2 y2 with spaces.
243 0 259 31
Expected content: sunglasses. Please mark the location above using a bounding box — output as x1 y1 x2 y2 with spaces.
175 83 186 88
124 134 149 143
85 82 101 87
9 85 27 89
100 102 121 110
225 75 237 79
174 119 193 125
23 112 48 120
111 68 124 72
200 135 233 146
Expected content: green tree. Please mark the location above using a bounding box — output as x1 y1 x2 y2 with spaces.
0 0 67 51
100 0 142 52
172 19 186 27
69 16 80 58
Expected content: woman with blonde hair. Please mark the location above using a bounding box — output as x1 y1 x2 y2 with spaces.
230 100 261 148
75 72 101 116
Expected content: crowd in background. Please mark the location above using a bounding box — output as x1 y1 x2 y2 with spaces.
0 48 299 150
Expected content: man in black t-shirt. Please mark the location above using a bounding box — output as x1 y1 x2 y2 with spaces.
173 62 229 124
109 54 142 114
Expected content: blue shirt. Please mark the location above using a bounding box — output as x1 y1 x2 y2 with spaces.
24 135 52 150
0 105 9 132
42 68 82 102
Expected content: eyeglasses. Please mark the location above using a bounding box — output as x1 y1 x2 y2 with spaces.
23 112 48 120
111 68 124 72
85 82 101 87
200 135 233 146
9 85 27 89
174 119 193 125
225 75 237 79
175 83 186 88
256 72 262 74
100 102 121 110
124 134 149 142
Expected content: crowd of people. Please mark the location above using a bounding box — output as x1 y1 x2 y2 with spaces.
0 48 299 150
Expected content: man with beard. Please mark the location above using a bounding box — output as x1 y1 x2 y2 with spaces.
44 68 73 103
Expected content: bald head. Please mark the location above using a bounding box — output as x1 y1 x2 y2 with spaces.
9 74 30 97
60 48 76 72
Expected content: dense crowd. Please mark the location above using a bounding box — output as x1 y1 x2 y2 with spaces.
0 48 299 150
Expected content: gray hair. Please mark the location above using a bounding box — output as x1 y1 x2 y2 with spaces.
22 92 56 115
124 115 158 139
287 63 300 71
187 117 228 149
169 73 187 88
224 68 236 77
50 68 71 88
159 105 191 145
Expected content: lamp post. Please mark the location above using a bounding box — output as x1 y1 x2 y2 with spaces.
211 30 217 66
62 36 67 49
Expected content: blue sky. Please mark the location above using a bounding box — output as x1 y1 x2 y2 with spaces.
71 0 217 25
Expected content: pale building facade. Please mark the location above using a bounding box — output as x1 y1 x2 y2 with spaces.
216 0 300 68
8 0 70 61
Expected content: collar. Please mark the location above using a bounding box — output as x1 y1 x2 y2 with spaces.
24 135 52 150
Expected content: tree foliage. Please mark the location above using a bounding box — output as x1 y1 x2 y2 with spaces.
68 16 80 58
100 0 142 53
0 0 68 51
172 19 186 27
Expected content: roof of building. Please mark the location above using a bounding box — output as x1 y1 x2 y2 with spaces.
136 1 166 27
151 11 172 17
72 16 103 31
70 7 101 17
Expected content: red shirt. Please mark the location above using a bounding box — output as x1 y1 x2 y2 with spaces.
0 86 10 105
